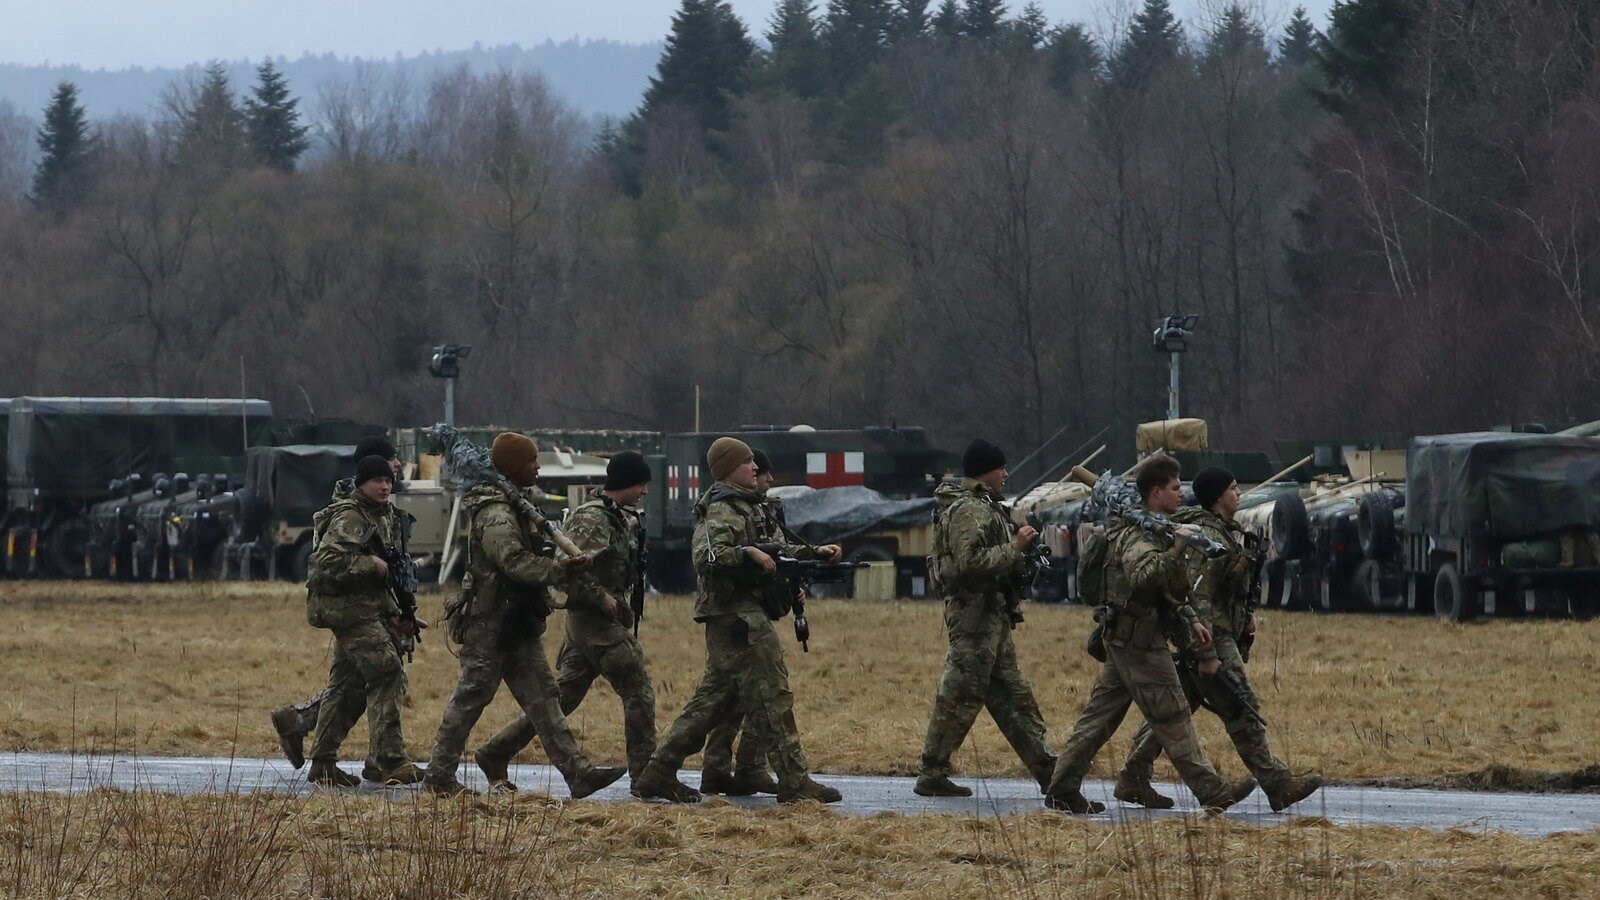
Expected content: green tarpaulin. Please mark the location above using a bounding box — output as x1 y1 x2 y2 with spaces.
1406 432 1600 539
244 444 355 527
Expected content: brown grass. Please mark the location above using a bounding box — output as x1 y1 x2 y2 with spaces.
2 787 1598 898
2 581 1598 785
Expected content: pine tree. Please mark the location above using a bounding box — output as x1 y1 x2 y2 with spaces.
31 81 95 213
1318 0 1416 105
890 0 931 42
1206 4 1267 64
177 61 249 171
768 0 826 96
244 60 310 171
931 0 963 39
824 0 894 89
638 0 755 133
1279 5 1319 67
1046 23 1102 92
1010 3 1050 48
1111 0 1184 88
960 0 1008 40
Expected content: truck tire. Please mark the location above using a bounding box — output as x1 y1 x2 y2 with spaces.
1433 562 1478 622
1271 495 1311 561
231 490 268 543
289 540 314 584
1358 491 1400 560
46 518 94 579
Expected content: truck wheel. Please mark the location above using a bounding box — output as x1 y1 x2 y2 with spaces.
1271 495 1311 561
1351 560 1384 609
289 541 314 584
1358 491 1400 560
1433 562 1478 622
46 518 94 579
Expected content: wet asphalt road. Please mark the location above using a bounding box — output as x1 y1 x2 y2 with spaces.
3 752 1597 838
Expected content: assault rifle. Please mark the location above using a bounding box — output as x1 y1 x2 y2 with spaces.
1086 470 1230 558
1238 532 1265 661
631 507 648 636
752 542 867 652
1010 512 1054 614
1174 651 1266 728
365 518 425 662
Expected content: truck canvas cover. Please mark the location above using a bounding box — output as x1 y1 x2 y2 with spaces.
1406 432 1600 539
244 444 355 527
775 485 936 544
6 397 273 499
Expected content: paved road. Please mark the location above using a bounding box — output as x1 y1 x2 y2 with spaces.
3 752 1596 838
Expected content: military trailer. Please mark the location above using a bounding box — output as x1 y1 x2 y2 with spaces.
226 444 356 581
648 426 951 594
3 397 273 577
1398 432 1600 621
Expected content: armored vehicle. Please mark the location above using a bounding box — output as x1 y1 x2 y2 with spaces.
4 397 272 577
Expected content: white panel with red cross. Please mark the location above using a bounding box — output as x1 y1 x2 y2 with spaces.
806 451 866 488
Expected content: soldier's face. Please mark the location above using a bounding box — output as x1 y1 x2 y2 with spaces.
1147 476 1183 514
756 471 774 494
729 458 759 490
1215 481 1241 519
614 482 649 506
387 457 402 480
512 459 540 489
360 476 393 503
978 466 1008 493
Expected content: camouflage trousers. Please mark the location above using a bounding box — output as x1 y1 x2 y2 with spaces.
477 612 657 779
1120 635 1291 792
279 633 409 741
1047 626 1226 803
703 711 768 779
651 612 810 793
307 617 407 767
919 599 1054 784
424 608 593 786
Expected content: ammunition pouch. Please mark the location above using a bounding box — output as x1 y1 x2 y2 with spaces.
1108 603 1163 649
498 596 549 653
1086 606 1116 662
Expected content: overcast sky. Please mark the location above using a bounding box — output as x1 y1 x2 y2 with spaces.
1 0 1334 70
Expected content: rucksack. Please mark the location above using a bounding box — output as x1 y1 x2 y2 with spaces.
1076 524 1112 607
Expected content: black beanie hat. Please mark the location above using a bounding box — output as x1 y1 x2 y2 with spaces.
604 451 653 491
355 454 394 487
752 449 773 476
962 438 1007 478
1193 467 1237 511
355 435 398 461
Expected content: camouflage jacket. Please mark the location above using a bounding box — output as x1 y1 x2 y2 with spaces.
692 482 812 622
305 488 401 630
462 484 565 621
1172 507 1253 640
930 479 1024 604
1105 515 1203 651
563 496 643 622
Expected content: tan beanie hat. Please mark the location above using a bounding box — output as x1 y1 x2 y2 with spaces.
491 432 538 478
707 436 754 482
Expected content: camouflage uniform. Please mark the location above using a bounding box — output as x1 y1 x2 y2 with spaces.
305 488 408 770
476 496 657 779
643 483 822 797
918 479 1055 789
1118 508 1298 798
1047 517 1238 807
422 485 608 789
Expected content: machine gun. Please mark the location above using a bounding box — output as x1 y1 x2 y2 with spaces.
1085 470 1231 559
365 516 425 662
1009 512 1054 615
751 542 867 652
429 424 590 563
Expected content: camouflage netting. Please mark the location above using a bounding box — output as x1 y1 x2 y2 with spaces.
244 444 355 527
6 397 274 500
1406 432 1600 539
772 485 936 544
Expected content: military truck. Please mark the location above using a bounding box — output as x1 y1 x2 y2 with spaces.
225 444 357 580
4 397 273 577
1395 432 1600 621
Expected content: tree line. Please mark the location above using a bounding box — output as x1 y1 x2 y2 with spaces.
0 0 1591 459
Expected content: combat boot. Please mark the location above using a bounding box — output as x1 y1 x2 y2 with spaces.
631 761 702 803
1202 777 1258 816
698 769 739 795
307 759 360 788
423 778 478 797
1113 772 1176 809
730 768 779 796
567 765 628 800
913 774 973 798
777 776 842 804
1267 774 1325 812
270 706 306 770
1044 789 1106 814
365 761 424 786
474 749 517 794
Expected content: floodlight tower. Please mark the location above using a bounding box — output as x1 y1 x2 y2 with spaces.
428 344 472 425
1151 315 1199 420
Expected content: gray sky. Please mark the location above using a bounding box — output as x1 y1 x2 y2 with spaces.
1 0 1335 70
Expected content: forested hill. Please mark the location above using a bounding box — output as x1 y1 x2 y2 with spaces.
2 0 1596 458
0 40 662 123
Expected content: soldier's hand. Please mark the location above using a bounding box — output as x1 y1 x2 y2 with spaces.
561 553 593 571
1198 657 1222 676
390 616 418 638
1172 525 1199 548
815 544 843 562
371 555 390 578
1190 620 1213 650
600 593 620 617
745 545 777 574
1246 615 1258 636
1015 525 1039 550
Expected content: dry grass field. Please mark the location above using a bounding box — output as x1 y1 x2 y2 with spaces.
1 581 1598 786
3 786 1599 899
